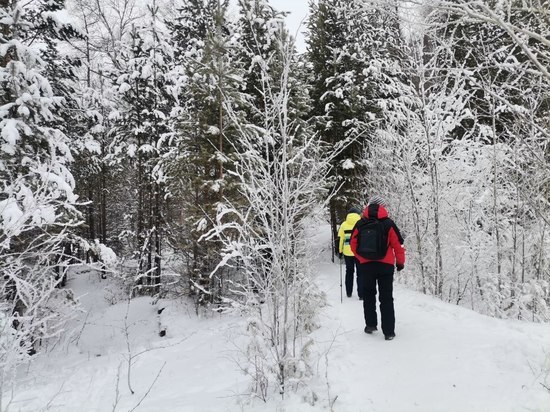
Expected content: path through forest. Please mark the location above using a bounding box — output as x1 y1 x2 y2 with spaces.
314 258 550 412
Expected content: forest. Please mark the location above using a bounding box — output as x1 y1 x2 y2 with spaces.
1 0 549 405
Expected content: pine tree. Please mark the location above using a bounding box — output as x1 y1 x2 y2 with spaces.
237 0 310 150
237 0 287 123
165 0 246 306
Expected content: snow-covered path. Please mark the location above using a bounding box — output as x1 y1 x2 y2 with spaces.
7 229 550 412
314 260 550 411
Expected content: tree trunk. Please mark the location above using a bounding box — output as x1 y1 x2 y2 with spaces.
491 106 502 292
153 183 162 294
405 162 427 294
100 157 107 243
88 187 96 240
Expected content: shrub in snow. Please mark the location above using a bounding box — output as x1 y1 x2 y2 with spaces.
204 26 339 399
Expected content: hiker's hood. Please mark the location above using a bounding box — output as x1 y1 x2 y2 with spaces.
363 203 389 219
344 212 361 225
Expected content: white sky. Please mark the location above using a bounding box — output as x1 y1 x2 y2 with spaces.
270 0 310 52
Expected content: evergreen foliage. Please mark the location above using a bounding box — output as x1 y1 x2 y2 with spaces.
165 0 247 306
306 0 413 250
110 0 173 294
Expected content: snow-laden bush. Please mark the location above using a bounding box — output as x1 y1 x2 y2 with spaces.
203 30 339 399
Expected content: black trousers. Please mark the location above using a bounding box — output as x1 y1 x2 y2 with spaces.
358 262 395 336
344 255 361 297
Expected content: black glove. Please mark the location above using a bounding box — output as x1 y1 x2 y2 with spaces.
339 253 343 260
396 264 404 272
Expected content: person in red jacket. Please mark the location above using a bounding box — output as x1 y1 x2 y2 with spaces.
350 195 405 341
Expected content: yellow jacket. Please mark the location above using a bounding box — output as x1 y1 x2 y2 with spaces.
338 212 361 256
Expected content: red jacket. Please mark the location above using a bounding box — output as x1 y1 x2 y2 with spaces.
350 204 405 266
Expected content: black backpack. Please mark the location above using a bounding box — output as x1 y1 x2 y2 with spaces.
356 218 389 260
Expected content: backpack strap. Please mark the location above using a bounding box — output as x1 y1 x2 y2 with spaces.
379 218 392 245
387 219 404 244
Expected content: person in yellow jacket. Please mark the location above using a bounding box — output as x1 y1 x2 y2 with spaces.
338 207 362 298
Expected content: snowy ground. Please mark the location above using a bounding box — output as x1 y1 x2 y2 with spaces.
7 229 550 412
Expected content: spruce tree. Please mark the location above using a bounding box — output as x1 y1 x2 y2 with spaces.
307 0 413 251
111 0 173 294
307 0 356 250
237 0 287 123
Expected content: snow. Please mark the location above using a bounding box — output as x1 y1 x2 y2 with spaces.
0 197 24 236
206 125 220 135
314 271 550 411
1 118 21 149
128 143 137 157
118 82 132 94
41 9 76 28
84 139 101 154
7 227 550 411
196 217 208 232
341 158 355 170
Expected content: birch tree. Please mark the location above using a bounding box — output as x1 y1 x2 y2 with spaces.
379 0 550 319
205 29 333 398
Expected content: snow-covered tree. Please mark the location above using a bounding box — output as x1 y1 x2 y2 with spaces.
0 0 82 382
306 0 414 255
109 0 173 294
164 0 248 306
237 0 287 122
205 28 333 398
426 0 549 81
371 0 550 320
307 0 362 250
